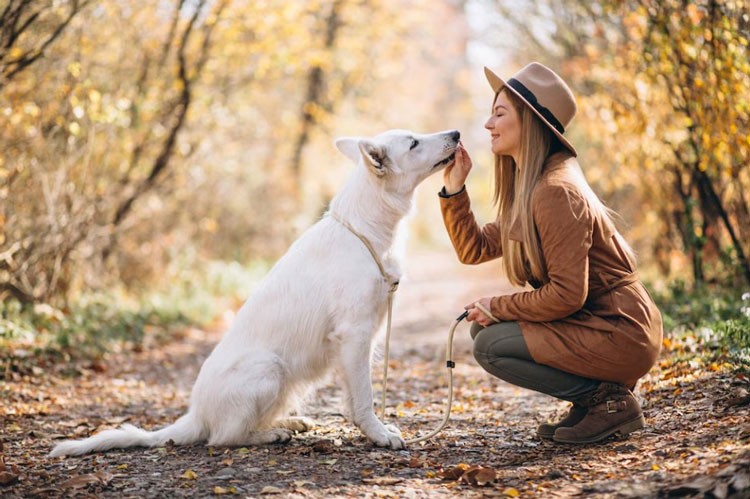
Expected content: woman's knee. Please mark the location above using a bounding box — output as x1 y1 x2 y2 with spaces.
472 336 519 381
469 321 484 340
472 321 528 365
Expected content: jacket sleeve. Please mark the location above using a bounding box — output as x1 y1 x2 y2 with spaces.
439 187 503 264
489 183 593 322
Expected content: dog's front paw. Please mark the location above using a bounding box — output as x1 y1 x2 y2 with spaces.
371 426 405 450
384 424 402 437
269 428 293 444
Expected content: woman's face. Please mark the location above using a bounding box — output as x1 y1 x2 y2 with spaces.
484 90 521 159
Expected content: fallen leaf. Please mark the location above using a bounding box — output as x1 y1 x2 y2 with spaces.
260 485 283 495
362 477 404 485
58 471 112 490
312 440 334 453
213 485 237 495
460 466 496 487
503 487 520 497
438 463 469 480
180 469 198 480
473 468 497 487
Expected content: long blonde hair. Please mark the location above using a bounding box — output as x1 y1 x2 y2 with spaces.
493 88 632 287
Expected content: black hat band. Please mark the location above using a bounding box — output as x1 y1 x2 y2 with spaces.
507 78 565 135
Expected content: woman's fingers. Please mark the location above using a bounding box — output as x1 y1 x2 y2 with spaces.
443 145 472 194
465 298 496 326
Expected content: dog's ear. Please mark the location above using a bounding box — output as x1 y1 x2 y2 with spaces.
358 140 388 176
335 137 361 164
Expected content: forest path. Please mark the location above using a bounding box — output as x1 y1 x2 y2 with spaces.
2 248 749 498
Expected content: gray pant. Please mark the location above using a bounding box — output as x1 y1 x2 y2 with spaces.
470 321 600 402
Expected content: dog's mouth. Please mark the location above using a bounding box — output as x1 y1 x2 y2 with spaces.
432 151 456 169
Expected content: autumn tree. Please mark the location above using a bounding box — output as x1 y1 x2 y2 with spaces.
0 0 90 87
0 0 229 303
0 0 473 307
487 0 750 288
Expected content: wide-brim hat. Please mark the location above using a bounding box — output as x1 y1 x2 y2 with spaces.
484 62 578 157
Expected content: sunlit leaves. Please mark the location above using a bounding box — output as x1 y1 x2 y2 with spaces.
541 0 750 285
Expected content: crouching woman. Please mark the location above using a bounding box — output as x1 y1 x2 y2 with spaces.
439 62 663 443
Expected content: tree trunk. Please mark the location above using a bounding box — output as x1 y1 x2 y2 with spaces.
695 168 750 285
288 0 344 193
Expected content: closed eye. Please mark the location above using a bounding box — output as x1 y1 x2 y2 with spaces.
410 139 419 150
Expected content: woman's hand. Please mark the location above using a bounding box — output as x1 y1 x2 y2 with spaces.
465 297 497 327
443 143 472 195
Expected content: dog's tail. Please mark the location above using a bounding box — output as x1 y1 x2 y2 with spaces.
49 412 204 457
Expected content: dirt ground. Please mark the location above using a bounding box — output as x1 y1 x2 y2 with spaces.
1 249 749 498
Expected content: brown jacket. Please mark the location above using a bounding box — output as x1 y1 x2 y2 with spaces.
440 152 662 387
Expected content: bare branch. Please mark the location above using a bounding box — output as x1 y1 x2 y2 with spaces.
0 0 91 85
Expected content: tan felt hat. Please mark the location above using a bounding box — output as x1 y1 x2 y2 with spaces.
484 62 578 156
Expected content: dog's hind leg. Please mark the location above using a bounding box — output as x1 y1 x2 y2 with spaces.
203 353 293 447
335 325 405 449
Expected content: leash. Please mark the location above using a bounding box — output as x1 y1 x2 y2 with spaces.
397 301 495 444
328 213 500 444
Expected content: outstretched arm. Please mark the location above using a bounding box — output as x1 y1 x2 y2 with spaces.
439 145 503 264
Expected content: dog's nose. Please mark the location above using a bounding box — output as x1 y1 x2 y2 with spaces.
450 130 460 142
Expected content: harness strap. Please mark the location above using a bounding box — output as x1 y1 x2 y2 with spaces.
330 213 399 292
329 212 398 420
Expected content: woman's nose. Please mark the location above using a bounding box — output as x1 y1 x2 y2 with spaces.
484 117 493 129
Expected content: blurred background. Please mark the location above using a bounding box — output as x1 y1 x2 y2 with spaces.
1 0 748 350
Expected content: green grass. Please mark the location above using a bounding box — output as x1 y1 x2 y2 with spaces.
653 281 750 372
0 258 270 361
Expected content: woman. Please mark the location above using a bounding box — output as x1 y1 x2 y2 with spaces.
439 62 663 444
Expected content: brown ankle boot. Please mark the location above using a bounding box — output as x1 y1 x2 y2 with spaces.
553 383 645 444
537 404 587 440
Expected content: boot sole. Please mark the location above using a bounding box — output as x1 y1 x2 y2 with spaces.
553 414 645 444
537 430 555 440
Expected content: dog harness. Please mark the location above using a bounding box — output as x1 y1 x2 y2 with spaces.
329 212 400 293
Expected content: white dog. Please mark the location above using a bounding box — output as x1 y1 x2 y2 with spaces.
50 129 460 457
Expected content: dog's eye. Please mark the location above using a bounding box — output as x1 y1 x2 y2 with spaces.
409 139 419 150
